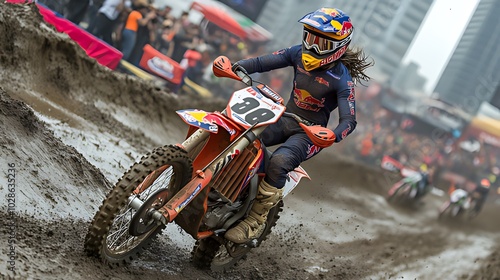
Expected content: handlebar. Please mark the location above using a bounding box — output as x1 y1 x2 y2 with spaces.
235 69 252 86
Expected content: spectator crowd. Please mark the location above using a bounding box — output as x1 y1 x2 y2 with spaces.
336 84 500 199
37 0 272 96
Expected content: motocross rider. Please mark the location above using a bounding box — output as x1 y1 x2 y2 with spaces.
471 178 491 215
415 163 433 199
225 8 373 243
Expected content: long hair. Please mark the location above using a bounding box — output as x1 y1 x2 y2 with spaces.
339 47 374 85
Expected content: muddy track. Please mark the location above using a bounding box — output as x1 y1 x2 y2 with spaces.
0 2 499 280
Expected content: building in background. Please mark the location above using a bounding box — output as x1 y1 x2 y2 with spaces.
256 0 434 83
491 85 500 111
216 0 269 21
391 62 427 93
433 0 500 115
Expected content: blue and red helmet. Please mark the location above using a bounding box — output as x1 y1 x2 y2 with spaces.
299 8 353 71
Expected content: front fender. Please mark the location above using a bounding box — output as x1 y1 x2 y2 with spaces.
176 109 238 136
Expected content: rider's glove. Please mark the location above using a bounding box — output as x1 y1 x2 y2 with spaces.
232 62 248 75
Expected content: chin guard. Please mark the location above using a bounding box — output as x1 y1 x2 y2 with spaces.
299 123 336 148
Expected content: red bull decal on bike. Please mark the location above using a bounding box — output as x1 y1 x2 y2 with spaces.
177 110 218 133
203 113 237 135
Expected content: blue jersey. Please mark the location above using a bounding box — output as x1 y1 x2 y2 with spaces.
237 45 356 142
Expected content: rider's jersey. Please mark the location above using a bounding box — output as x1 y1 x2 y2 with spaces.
237 45 356 142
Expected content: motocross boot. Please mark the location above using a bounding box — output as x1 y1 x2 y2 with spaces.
225 180 283 243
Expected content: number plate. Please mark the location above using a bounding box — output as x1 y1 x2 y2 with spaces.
227 87 286 128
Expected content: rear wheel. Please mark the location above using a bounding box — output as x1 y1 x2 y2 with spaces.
191 200 284 271
84 145 192 265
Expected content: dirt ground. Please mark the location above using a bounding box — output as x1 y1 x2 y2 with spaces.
1 3 499 280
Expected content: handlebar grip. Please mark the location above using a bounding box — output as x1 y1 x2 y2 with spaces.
232 63 252 86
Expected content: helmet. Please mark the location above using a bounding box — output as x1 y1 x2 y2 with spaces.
298 8 353 71
480 178 491 188
419 163 428 173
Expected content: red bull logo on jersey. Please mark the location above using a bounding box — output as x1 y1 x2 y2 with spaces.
315 77 329 87
293 87 325 112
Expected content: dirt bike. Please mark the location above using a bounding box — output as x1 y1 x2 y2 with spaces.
84 56 335 271
438 188 477 221
386 168 427 206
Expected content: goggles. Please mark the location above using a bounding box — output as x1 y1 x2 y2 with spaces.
302 28 350 55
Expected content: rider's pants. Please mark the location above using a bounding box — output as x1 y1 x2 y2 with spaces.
260 116 322 188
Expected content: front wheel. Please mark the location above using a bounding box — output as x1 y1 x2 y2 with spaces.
387 183 411 204
191 200 284 271
84 145 193 265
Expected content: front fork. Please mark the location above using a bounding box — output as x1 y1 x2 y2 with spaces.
129 126 265 226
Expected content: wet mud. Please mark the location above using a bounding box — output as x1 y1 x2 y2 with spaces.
0 2 499 280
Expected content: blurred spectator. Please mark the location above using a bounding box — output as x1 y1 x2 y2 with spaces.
168 23 201 63
121 0 156 62
359 133 374 163
87 0 125 46
181 44 212 85
84 0 106 27
171 11 190 36
65 0 90 25
128 5 157 66
154 19 174 55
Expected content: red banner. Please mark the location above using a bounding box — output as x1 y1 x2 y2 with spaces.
6 1 123 70
380 155 404 172
139 44 185 85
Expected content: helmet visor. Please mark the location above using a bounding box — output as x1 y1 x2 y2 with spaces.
303 28 350 55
